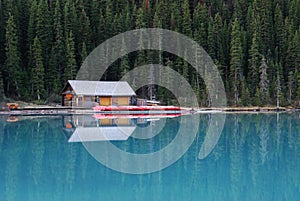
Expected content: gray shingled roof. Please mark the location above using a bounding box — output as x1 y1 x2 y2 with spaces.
68 80 136 96
68 126 135 142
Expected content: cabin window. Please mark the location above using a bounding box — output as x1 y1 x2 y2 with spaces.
95 96 100 103
112 97 118 106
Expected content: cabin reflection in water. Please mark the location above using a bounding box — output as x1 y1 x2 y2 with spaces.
62 115 151 142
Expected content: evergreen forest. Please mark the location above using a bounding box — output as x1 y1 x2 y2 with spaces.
0 0 299 106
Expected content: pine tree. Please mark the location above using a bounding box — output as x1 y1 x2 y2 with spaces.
259 57 269 105
257 0 273 55
80 42 87 66
98 9 106 44
89 0 100 48
274 4 285 63
276 63 283 108
48 46 60 94
230 18 243 105
31 36 45 100
182 0 192 38
193 2 208 49
155 0 170 30
64 0 77 38
78 8 91 52
0 71 4 102
16 0 30 70
214 13 223 63
248 31 261 96
53 0 65 85
288 0 300 28
288 71 294 104
4 13 21 98
207 17 216 59
36 0 52 78
286 29 299 102
170 2 182 31
124 2 133 31
233 0 243 26
135 7 147 29
104 0 113 38
240 79 251 106
27 0 38 46
65 31 77 81
0 0 6 67
297 69 300 102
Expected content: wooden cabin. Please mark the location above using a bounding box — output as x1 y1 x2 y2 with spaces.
61 80 136 107
62 115 137 142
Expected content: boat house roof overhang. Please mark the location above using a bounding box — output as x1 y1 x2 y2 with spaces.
61 80 136 96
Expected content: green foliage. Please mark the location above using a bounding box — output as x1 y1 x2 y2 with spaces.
0 71 5 102
53 0 65 86
4 13 21 98
31 36 45 100
239 80 251 106
182 0 192 37
0 0 299 106
193 3 208 49
274 4 285 62
259 57 269 105
248 31 261 96
230 18 243 105
65 31 77 81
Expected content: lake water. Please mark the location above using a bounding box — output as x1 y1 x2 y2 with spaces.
0 113 299 201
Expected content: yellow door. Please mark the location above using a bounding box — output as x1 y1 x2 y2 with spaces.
118 97 129 106
100 97 111 106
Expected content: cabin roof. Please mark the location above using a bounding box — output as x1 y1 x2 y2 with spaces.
68 126 135 142
63 80 136 96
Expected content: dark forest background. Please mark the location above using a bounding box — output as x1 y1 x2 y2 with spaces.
0 0 299 106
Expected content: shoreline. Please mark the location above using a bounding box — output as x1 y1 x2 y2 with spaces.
0 106 299 115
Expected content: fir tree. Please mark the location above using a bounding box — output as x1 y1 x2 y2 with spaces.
288 71 294 104
259 57 269 105
248 31 261 96
230 18 243 105
207 17 216 59
274 4 285 63
214 13 223 63
0 0 6 66
78 8 91 51
255 0 273 55
97 9 105 44
104 0 113 38
4 13 21 98
36 0 52 76
27 0 38 46
81 42 87 66
64 0 77 38
240 79 251 106
89 0 100 48
286 29 299 102
48 46 60 94
31 36 45 100
0 71 4 102
193 3 208 49
182 0 192 38
65 31 77 81
53 0 65 85
276 63 283 108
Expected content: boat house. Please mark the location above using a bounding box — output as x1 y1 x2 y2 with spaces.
61 80 136 107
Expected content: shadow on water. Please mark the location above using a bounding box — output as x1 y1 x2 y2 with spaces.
0 112 299 201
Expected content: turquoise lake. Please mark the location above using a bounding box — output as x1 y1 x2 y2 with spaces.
0 113 299 201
